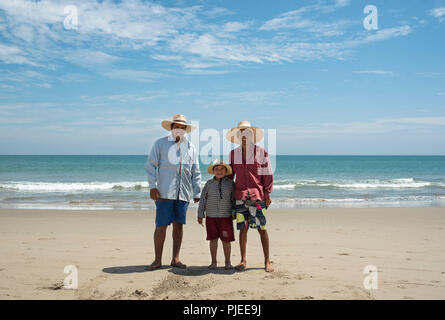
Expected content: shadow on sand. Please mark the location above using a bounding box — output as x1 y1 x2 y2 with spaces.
102 265 263 275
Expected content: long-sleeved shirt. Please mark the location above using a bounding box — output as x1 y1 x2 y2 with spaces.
146 134 201 202
228 144 273 201
197 177 235 218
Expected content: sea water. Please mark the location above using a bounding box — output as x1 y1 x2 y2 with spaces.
1 155 445 210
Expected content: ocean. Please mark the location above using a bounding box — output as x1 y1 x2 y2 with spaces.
1 155 445 210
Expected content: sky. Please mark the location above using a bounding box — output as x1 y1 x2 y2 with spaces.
0 0 445 155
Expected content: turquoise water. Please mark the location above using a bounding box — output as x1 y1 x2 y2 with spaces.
1 155 445 209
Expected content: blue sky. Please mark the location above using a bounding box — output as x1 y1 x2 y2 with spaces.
0 0 445 155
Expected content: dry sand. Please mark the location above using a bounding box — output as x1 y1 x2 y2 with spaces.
0 207 444 300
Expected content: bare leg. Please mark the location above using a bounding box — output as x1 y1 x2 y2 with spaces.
147 225 167 270
235 228 248 270
208 239 218 269
171 221 186 268
222 241 233 269
259 229 274 272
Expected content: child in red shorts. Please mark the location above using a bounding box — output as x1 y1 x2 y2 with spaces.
197 159 235 270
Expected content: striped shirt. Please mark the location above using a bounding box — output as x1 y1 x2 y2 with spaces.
197 177 235 218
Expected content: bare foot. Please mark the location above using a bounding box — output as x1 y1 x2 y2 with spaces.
208 262 217 270
170 260 187 269
224 262 233 270
265 261 274 272
235 261 246 271
146 261 162 271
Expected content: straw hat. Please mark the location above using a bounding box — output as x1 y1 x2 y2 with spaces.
207 159 232 176
161 114 196 133
226 120 264 144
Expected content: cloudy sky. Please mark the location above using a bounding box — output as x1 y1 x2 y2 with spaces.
0 0 445 155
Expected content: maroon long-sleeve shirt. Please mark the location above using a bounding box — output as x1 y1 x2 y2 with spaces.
228 144 273 201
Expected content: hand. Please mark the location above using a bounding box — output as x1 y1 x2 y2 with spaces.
194 198 200 203
198 218 203 226
150 188 161 201
265 195 272 207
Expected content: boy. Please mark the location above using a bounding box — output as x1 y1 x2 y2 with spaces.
197 159 235 270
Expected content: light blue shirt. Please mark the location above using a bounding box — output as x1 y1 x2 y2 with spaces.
146 133 201 202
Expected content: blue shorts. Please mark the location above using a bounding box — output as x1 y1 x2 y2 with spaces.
155 199 189 227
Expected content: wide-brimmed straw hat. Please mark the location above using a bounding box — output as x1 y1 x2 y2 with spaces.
207 159 232 176
161 114 196 133
226 120 264 144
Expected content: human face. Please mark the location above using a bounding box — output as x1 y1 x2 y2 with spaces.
171 123 187 140
239 128 254 147
213 165 227 179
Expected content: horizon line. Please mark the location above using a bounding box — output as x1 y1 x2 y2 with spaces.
1 154 445 157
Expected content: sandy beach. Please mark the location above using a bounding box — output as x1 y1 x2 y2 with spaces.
0 207 444 300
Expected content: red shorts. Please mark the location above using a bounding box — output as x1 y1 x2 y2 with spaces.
205 217 235 242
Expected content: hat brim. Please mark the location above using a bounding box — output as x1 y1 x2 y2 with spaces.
161 120 196 133
207 163 232 176
225 126 264 144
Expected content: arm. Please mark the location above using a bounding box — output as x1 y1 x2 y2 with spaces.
191 147 202 200
197 182 209 219
146 140 160 192
146 140 162 200
226 150 235 181
231 180 236 209
260 149 273 203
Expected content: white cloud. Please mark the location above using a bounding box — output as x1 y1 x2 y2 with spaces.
360 25 412 42
64 50 122 67
101 69 163 82
182 69 230 75
0 0 414 74
353 70 393 76
0 43 39 66
335 0 350 8
201 7 235 18
430 8 445 22
259 2 352 34
280 117 445 137
221 21 249 33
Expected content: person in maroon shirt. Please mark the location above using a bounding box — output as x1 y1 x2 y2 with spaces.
227 120 274 272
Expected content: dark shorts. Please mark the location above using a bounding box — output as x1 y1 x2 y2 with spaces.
234 200 267 231
155 199 189 227
205 217 235 242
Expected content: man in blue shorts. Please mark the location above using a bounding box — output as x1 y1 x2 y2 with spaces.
145 114 201 271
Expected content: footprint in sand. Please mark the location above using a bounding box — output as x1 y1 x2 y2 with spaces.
130 289 149 299
38 237 56 240
77 274 108 299
37 281 64 290
263 270 294 280
338 253 350 256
